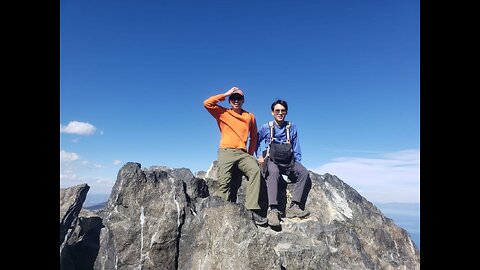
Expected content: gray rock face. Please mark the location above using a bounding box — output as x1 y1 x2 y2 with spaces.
94 163 191 270
61 161 419 269
200 162 420 270
60 183 89 246
178 196 281 269
60 184 105 270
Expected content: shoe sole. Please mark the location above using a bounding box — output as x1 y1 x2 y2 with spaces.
255 220 268 226
286 212 310 219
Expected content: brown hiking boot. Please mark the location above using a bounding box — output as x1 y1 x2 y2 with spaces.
249 210 268 226
286 203 310 218
267 209 281 227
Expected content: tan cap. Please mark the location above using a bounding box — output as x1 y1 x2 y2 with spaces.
232 89 244 97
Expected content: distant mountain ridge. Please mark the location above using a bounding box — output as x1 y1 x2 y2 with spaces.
84 201 107 211
83 193 110 207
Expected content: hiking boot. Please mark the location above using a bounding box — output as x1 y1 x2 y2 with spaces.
267 209 281 227
249 210 268 226
286 203 310 218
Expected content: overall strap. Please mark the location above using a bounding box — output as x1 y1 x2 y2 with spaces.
269 121 291 144
285 121 291 144
268 121 275 144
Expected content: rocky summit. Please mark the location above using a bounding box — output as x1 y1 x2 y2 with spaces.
60 161 420 270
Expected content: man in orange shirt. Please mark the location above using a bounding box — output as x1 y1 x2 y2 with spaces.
204 86 267 225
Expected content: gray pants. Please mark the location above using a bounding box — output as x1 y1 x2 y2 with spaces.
266 160 309 206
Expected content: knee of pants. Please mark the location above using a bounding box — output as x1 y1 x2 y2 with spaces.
267 166 280 179
295 166 308 178
244 170 261 183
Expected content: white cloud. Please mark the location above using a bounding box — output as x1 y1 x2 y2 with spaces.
60 172 77 181
113 160 122 165
60 155 116 194
311 149 419 203
60 121 97 135
60 174 115 194
60 150 79 162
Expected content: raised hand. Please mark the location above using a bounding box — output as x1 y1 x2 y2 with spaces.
224 86 240 97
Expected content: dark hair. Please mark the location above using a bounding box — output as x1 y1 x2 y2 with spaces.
271 99 288 112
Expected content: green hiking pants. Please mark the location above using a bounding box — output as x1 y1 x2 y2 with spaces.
216 148 262 210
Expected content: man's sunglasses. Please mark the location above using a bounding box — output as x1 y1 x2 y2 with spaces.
230 95 244 101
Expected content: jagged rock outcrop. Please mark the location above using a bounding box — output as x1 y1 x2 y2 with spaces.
60 184 104 270
60 183 89 246
61 162 420 269
93 164 194 270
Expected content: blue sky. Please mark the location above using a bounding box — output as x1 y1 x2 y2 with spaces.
60 0 419 203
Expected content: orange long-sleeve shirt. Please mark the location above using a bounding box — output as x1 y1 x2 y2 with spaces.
204 93 258 155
